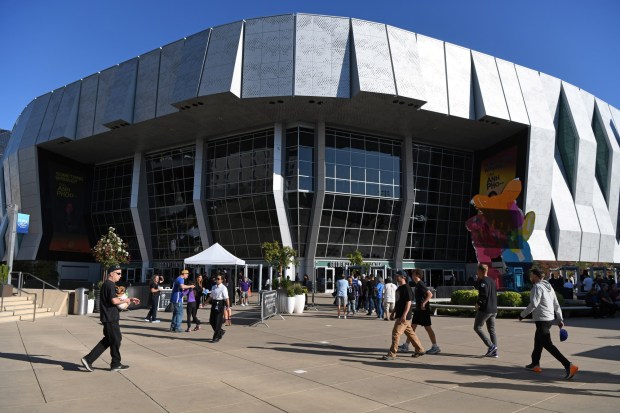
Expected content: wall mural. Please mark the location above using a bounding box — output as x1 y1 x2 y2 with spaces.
466 144 535 288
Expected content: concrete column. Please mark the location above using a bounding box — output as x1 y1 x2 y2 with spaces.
130 152 152 275
394 136 414 269
193 137 212 248
304 122 325 280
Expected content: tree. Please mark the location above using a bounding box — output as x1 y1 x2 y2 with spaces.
92 227 130 280
261 241 297 278
347 249 367 275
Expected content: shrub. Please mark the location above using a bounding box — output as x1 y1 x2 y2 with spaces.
286 286 296 297
498 291 522 307
293 284 304 295
451 289 478 305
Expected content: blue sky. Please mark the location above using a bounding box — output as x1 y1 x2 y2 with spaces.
1 0 618 130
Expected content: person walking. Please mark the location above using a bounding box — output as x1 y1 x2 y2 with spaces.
400 269 441 354
346 277 357 316
207 274 230 342
183 277 201 332
366 275 376 315
170 269 194 333
375 277 385 319
520 268 579 379
381 270 425 360
239 277 251 306
336 274 348 319
383 277 396 321
144 274 162 323
474 264 499 357
81 265 140 372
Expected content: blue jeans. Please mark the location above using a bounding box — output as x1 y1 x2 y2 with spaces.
347 297 357 314
367 296 375 314
375 297 384 318
171 302 183 331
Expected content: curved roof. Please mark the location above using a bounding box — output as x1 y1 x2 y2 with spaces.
5 13 620 162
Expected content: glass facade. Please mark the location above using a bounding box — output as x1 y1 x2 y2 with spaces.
317 129 402 259
592 111 610 201
145 146 201 261
91 159 141 261
557 93 578 191
206 129 281 259
285 127 315 256
405 144 473 261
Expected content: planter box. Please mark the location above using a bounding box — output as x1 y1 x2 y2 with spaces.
1 284 13 297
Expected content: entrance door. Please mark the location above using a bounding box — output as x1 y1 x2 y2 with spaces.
325 268 335 293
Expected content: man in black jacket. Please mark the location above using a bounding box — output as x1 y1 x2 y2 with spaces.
473 264 498 357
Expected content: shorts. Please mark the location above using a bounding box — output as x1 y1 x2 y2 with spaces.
241 291 248 298
336 296 347 306
412 310 432 327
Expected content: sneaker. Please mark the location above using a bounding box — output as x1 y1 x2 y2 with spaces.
192 326 200 331
185 328 191 332
525 363 542 373
398 344 410 353
344 315 347 319
488 350 498 358
151 320 160 323
111 364 130 372
485 344 497 357
426 345 441 355
144 318 150 322
564 363 578 380
81 357 93 372
381 355 395 360
412 351 425 358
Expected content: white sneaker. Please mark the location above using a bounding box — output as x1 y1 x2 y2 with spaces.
344 315 347 319
144 319 150 322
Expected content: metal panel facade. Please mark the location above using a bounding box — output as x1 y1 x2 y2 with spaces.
102 58 138 128
386 26 426 104
171 29 211 105
350 19 395 96
496 58 529 124
50 81 80 141
199 21 244 97
19 93 51 149
134 49 160 124
76 74 99 139
243 15 294 98
36 88 65 144
156 40 184 117
416 34 448 115
471 51 509 121
294 14 350 98
445 43 473 119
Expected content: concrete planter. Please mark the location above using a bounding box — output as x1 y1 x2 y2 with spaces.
1 284 13 297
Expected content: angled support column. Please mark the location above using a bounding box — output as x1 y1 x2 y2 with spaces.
394 136 414 269
304 123 325 279
130 152 152 280
273 123 294 277
193 138 212 248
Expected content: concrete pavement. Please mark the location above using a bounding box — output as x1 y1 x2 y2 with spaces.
0 296 619 413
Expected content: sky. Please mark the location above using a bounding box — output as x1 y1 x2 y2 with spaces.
1 0 619 130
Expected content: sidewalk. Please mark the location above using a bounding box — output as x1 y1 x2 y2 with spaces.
0 299 618 413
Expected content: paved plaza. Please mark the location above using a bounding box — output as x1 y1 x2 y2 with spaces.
0 296 619 413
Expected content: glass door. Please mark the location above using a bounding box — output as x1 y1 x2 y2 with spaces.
325 268 335 293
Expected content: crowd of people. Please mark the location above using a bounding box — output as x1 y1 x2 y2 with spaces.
548 270 620 318
81 264 579 381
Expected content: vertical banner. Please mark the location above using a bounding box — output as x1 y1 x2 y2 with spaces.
16 213 30 234
48 163 91 253
479 146 518 196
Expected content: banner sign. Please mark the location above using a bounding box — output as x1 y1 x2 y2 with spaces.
17 213 30 234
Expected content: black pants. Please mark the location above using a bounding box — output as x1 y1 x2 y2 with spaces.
84 321 122 367
146 295 159 321
209 300 225 340
531 321 569 368
186 301 200 329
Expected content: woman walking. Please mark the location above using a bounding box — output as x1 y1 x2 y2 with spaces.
183 277 201 332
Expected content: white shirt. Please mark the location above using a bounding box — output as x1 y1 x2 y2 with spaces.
384 283 397 303
211 284 229 301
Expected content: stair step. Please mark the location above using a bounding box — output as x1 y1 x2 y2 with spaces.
0 315 21 323
2 303 37 311
12 307 52 316
27 311 58 320
0 296 32 303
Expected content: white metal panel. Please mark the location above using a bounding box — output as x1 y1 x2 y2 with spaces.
551 156 582 261
576 204 600 261
445 43 473 119
386 26 426 104
562 81 597 207
294 14 350 98
538 73 562 124
580 89 595 123
350 19 395 96
495 58 529 124
272 123 293 250
592 184 616 262
595 99 620 231
416 34 448 115
471 50 509 121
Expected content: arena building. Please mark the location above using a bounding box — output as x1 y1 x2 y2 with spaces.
2 14 620 290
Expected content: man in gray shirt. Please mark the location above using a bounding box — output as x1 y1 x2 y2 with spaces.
474 264 498 358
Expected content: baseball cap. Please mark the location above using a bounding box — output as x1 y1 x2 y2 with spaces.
107 264 121 274
559 328 568 342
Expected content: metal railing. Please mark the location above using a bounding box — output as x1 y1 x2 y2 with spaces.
12 271 69 316
1 281 38 321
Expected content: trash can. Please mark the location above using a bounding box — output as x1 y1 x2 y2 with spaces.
74 288 88 315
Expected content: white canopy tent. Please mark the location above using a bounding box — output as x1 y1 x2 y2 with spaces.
183 242 245 266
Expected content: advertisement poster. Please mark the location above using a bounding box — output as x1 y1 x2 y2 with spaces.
48 164 91 253
17 213 30 234
479 146 518 196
